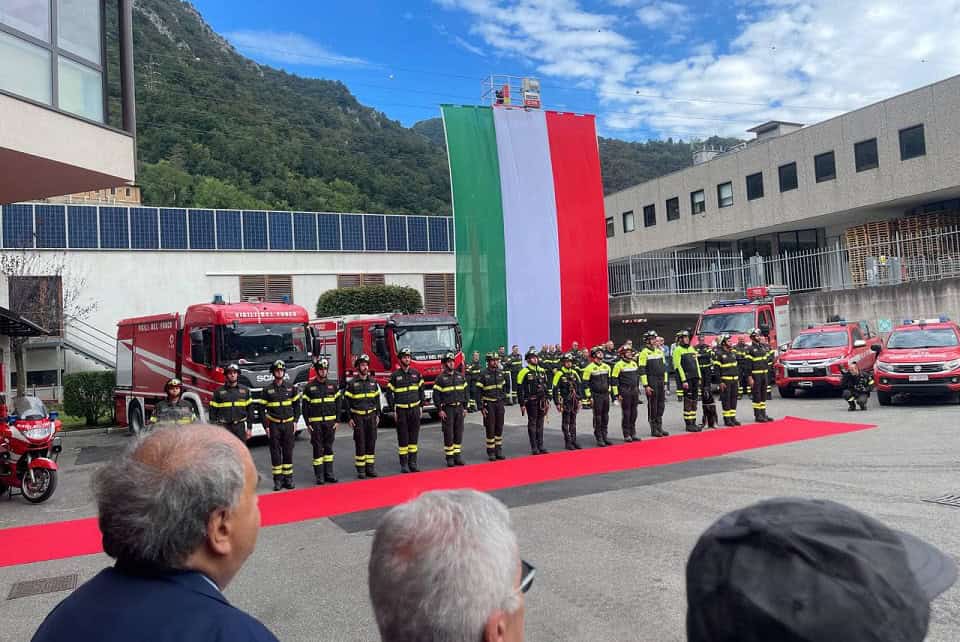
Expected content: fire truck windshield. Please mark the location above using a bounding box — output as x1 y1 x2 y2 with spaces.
792 332 847 348
887 328 959 349
394 324 459 360
219 323 310 365
698 312 755 335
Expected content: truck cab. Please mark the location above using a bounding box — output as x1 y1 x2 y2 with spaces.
774 320 880 396
872 317 960 405
692 285 791 349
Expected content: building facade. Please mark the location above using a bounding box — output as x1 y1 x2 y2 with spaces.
0 204 455 395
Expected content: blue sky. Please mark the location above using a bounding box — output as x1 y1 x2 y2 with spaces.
192 0 960 141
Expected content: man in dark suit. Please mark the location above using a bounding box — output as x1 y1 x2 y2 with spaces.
32 424 278 642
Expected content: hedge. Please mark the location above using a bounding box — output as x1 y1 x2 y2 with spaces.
63 371 116 426
316 285 423 317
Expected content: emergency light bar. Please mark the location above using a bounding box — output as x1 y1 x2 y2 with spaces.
711 299 750 307
902 316 950 325
746 285 789 299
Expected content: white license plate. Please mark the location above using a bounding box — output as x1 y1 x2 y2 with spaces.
424 389 433 400
908 374 929 382
797 367 814 373
798 381 813 387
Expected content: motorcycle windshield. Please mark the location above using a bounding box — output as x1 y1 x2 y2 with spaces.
13 396 48 420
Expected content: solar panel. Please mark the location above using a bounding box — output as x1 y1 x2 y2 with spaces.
268 211 293 250
242 211 267 250
318 213 341 251
429 217 449 252
386 216 407 252
189 210 216 249
216 210 242 250
364 215 386 251
67 206 98 248
130 208 159 249
99 207 130 249
408 216 428 252
2 204 34 248
160 209 188 249
341 214 363 251
35 205 66 249
448 217 455 252
294 212 317 251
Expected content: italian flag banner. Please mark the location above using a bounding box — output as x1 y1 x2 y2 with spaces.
441 105 609 355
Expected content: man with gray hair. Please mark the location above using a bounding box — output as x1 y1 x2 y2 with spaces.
369 489 533 642
32 425 278 642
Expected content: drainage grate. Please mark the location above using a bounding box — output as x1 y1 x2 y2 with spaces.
7 574 78 600
75 445 124 466
923 494 960 508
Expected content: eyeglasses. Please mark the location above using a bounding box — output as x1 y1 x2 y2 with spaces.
520 559 536 594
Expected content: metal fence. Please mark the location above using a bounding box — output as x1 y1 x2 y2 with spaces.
609 225 960 296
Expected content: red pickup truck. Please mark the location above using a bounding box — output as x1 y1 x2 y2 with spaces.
774 321 880 397
872 318 960 405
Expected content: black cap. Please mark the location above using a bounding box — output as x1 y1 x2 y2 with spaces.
686 497 957 642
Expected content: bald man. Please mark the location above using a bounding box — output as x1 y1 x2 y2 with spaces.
33 425 277 642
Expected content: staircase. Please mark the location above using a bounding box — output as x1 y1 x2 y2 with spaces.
26 317 116 369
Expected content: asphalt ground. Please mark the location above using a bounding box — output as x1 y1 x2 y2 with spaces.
2 389 959 641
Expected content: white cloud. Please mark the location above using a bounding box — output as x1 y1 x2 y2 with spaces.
436 0 960 140
454 35 487 56
224 30 368 67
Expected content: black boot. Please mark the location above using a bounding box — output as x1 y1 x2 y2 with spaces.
657 421 670 436
272 475 283 491
537 429 547 454
528 429 539 455
858 400 867 410
762 411 774 422
624 434 633 443
454 452 465 466
487 449 496 461
754 411 764 423
399 454 410 474
572 437 582 449
495 445 505 460
596 435 606 447
324 461 338 483
446 455 456 467
848 401 857 411
284 474 295 490
408 451 420 472
365 462 378 478
685 420 702 433
356 466 366 479
313 465 325 485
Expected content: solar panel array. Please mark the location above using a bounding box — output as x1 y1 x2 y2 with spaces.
2 205 455 253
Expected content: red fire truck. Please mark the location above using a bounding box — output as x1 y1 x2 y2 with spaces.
310 313 463 416
114 297 313 436
692 285 792 348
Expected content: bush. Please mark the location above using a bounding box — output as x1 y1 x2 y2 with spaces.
316 285 423 317
63 371 116 427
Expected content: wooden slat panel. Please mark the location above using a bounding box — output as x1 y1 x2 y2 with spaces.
423 273 455 314
240 275 293 303
337 274 361 289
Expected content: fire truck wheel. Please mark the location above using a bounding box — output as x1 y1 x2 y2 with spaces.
778 386 795 398
877 391 893 406
129 404 145 435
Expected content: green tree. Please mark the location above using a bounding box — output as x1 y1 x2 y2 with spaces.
316 285 423 317
138 160 196 207
192 176 270 210
63 371 116 426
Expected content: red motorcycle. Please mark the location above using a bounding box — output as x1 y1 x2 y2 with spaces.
0 396 62 503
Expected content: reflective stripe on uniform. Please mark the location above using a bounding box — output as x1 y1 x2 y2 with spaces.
307 415 338 422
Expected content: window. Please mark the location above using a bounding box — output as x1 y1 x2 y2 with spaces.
666 197 680 221
814 151 836 183
643 204 656 227
57 0 101 63
238 275 293 303
778 162 798 192
899 124 926 160
854 138 879 172
350 327 364 357
0 31 52 104
850 326 864 342
746 173 764 200
691 190 706 214
717 182 733 208
622 210 635 233
424 273 455 314
605 217 615 238
189 327 214 367
1 0 51 41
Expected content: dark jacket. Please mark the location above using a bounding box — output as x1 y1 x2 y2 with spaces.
300 378 341 424
150 398 196 426
386 367 425 409
434 369 469 406
32 566 278 642
517 364 550 404
475 368 508 404
343 375 381 418
552 367 582 406
260 381 301 425
210 384 253 431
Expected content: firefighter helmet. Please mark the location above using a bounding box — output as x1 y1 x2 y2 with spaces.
561 352 574 362
314 358 330 371
485 352 499 361
164 378 182 390
621 343 634 354
271 360 285 372
441 352 456 363
676 330 691 340
354 354 371 367
591 347 604 358
398 347 413 358
225 363 240 373
718 333 732 346
643 330 658 343
525 349 539 361
749 328 762 338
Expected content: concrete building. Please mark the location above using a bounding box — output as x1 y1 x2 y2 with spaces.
605 74 960 338
1 0 137 397
0 203 455 396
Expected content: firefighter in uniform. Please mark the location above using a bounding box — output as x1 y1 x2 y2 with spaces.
261 360 301 491
696 339 720 429
434 352 468 467
714 334 742 426
637 330 669 437
150 378 197 428
746 329 775 423
506 345 523 405
209 364 253 441
733 337 749 399
582 347 613 446
386 347 425 474
300 359 340 484
465 351 482 412
475 353 508 460
552 353 582 450
344 354 381 478
612 345 643 442
841 361 873 411
517 350 551 455
672 331 703 432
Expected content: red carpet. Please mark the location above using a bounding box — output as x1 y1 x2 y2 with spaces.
0 416 872 568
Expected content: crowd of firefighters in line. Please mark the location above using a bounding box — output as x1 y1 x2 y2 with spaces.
145 328 788 490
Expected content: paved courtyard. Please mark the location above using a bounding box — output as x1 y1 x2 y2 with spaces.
1 391 958 641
